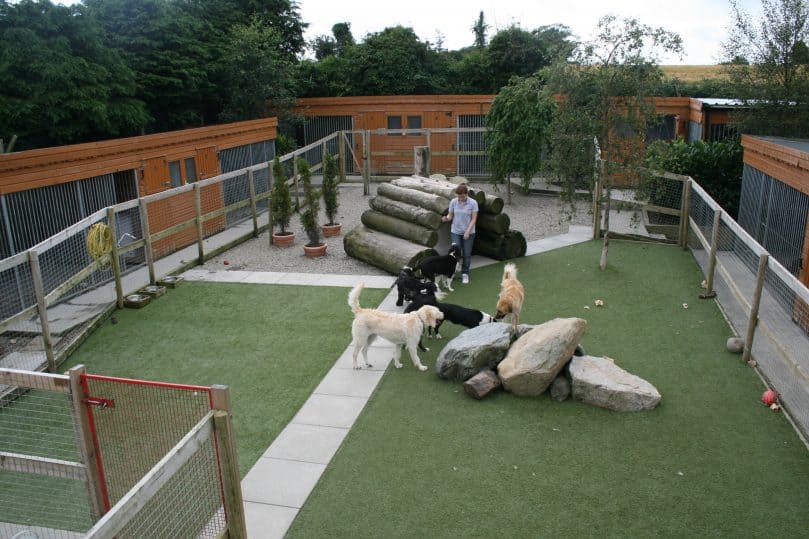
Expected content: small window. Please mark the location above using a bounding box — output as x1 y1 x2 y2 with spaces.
184 158 197 183
387 115 403 131
406 115 422 135
168 161 182 188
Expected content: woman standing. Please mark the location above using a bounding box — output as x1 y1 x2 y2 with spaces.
441 184 478 284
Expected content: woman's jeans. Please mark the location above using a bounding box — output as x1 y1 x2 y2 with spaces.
450 232 475 275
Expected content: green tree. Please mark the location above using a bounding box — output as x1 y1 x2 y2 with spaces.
331 22 355 55
219 18 294 122
487 26 549 89
85 0 214 131
472 11 488 48
722 0 809 136
485 76 556 196
645 139 744 218
545 15 682 269
0 0 149 149
343 26 448 95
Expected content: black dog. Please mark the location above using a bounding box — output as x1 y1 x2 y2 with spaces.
390 266 438 306
405 289 495 339
414 244 462 292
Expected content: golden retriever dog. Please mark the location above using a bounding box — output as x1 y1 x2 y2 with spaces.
494 263 525 331
349 283 443 371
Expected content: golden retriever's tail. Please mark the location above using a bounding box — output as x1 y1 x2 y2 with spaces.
348 283 365 313
503 263 518 281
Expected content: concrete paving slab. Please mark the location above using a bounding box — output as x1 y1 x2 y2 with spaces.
292 393 368 429
263 423 348 464
243 502 298 539
241 458 325 508
333 346 393 371
314 367 384 398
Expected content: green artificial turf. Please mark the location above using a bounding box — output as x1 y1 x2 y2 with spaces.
287 241 809 538
60 282 387 477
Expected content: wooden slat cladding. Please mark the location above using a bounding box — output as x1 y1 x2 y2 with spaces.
742 135 809 196
0 118 277 195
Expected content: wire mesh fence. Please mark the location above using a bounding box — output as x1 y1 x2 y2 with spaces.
0 373 94 538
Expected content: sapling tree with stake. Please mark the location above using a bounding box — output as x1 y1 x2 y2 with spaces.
545 14 683 270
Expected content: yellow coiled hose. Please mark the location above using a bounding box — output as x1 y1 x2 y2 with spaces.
86 223 113 262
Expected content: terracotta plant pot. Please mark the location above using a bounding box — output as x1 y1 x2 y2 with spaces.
303 243 327 258
272 231 295 247
321 223 342 237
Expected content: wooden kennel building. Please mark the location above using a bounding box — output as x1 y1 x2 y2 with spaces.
0 117 278 259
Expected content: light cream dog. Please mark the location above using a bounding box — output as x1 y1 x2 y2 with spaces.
494 263 525 331
349 283 443 371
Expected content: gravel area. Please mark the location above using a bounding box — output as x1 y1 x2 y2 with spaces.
202 180 591 275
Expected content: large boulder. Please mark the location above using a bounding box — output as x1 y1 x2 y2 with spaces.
569 356 661 412
435 323 513 381
497 318 587 396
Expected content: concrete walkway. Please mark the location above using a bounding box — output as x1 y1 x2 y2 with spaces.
181 226 592 538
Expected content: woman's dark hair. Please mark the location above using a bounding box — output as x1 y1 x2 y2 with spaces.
455 184 469 195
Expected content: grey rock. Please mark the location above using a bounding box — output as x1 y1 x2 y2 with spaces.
569 355 661 412
550 375 571 402
435 323 513 381
497 317 587 396
726 337 744 354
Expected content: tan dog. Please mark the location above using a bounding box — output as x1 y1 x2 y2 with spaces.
494 263 525 331
348 283 443 371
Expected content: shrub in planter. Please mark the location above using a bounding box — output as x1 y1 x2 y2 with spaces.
271 156 295 245
297 158 324 251
321 151 341 235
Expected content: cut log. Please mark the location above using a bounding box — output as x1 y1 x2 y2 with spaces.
480 193 504 215
463 369 502 399
391 177 486 206
344 226 437 274
473 230 527 260
361 210 438 247
369 196 443 230
377 183 450 214
476 212 511 235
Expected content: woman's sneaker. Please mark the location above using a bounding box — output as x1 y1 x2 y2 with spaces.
462 274 469 284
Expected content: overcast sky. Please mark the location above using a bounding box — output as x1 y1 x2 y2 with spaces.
298 0 763 65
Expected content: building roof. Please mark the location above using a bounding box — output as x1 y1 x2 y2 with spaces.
757 136 809 155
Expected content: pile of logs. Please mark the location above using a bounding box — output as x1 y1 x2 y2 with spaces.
343 176 527 274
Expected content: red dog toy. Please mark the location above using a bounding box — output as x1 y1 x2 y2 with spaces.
761 389 778 406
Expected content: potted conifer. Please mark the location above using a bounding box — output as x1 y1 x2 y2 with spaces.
320 151 342 237
298 158 327 257
271 156 295 247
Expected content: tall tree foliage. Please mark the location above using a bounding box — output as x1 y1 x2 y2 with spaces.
343 26 448 95
545 15 682 269
722 0 809 136
0 0 149 149
219 18 294 122
485 76 556 196
472 11 488 48
84 0 214 130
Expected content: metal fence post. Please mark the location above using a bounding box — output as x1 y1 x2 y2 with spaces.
293 153 300 208
268 160 275 246
247 169 258 238
27 250 56 372
69 364 108 520
592 162 603 241
211 385 247 539
138 198 156 284
700 209 722 299
743 253 769 364
106 207 124 309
